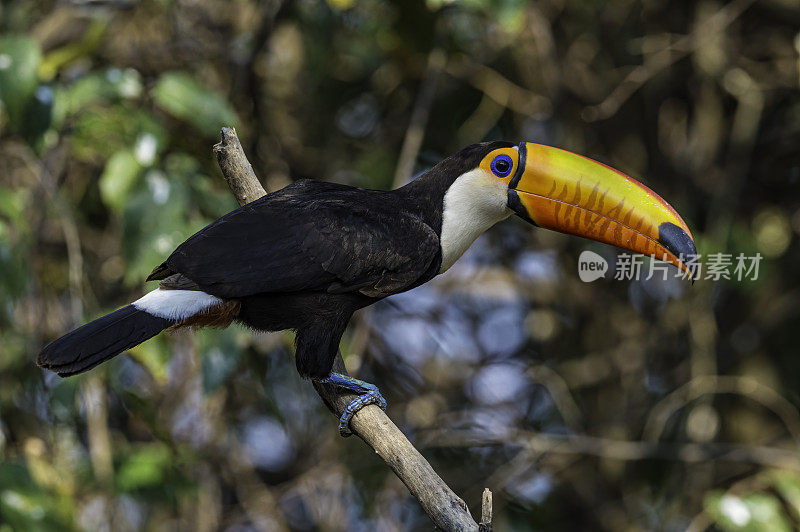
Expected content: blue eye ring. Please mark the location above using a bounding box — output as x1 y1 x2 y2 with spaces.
490 154 514 178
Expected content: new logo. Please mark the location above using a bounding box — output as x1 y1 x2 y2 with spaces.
578 250 608 282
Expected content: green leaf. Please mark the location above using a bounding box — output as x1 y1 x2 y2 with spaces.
72 104 166 163
99 150 142 213
0 464 71 531
63 68 143 116
127 334 171 384
38 18 105 81
151 71 238 136
0 186 32 302
0 185 27 223
0 35 42 128
116 445 171 491
0 490 48 530
771 470 800 516
705 491 793 532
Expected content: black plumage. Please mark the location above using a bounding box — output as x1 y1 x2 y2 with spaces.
152 181 443 377
153 181 442 299
37 305 173 376
38 141 513 379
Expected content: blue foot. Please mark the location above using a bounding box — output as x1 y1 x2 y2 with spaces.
316 372 387 437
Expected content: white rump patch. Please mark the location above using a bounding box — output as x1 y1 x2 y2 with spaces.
133 288 223 321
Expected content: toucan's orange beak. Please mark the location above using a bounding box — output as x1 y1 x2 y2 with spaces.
507 143 697 279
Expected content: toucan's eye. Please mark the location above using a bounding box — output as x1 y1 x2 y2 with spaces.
490 154 513 178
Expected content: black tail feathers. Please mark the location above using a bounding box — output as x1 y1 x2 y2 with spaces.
37 305 174 377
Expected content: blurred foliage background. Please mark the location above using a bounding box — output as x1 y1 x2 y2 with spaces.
1 0 799 530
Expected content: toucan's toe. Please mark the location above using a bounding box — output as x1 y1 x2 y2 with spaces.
337 389 387 437
315 372 388 437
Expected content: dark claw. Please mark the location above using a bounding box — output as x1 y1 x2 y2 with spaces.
315 372 387 437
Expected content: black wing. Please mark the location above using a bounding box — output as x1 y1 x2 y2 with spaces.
152 180 441 299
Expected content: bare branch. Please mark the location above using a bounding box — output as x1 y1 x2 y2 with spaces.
392 48 446 188
479 488 493 532
212 127 481 531
581 0 756 122
642 375 800 443
445 56 552 119
213 127 267 206
424 429 800 472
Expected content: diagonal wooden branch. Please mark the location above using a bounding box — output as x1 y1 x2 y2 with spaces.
212 127 483 531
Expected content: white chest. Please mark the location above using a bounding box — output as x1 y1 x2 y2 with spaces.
438 169 512 272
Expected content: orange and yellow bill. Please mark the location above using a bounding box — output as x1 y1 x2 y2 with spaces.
506 142 697 279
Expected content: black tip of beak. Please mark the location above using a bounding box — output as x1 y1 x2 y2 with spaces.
658 222 698 281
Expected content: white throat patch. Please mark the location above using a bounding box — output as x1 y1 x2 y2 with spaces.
439 168 512 272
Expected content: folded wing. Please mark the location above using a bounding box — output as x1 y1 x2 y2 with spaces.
150 180 441 299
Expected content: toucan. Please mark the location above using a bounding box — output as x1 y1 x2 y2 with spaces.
38 141 696 435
